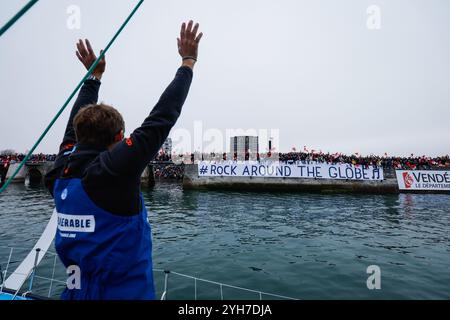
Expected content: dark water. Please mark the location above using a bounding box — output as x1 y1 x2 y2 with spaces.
1 182 449 299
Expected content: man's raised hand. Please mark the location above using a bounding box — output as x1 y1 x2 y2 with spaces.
76 39 106 80
177 20 203 69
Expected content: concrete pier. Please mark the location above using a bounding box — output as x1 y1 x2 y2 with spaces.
183 164 399 194
4 162 26 182
5 162 54 185
141 165 155 188
3 161 155 187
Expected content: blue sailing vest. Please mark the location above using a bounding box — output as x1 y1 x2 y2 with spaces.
53 178 155 300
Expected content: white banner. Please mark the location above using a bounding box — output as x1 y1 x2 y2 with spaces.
396 170 450 191
198 161 384 181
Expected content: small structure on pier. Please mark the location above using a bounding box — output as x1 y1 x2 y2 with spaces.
4 161 54 185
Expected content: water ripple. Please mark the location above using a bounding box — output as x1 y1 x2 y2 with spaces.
1 183 449 299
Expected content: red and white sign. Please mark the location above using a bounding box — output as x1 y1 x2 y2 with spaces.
396 170 450 191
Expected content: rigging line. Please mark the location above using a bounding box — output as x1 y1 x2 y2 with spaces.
0 0 39 37
0 0 145 193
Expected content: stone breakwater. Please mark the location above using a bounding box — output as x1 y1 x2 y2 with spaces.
183 164 450 194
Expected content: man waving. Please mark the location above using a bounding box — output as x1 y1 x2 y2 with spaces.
45 21 203 300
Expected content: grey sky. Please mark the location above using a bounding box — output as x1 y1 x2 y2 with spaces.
1 0 449 156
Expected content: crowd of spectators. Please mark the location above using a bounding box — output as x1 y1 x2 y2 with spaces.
2 150 449 175
151 153 184 179
1 153 57 167
278 151 450 170
189 150 450 170
153 164 184 180
153 153 172 162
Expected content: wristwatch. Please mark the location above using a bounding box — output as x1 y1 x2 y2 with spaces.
86 74 101 82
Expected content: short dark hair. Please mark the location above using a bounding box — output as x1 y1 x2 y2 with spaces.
73 104 125 147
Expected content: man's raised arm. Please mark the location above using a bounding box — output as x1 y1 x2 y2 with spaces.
101 20 203 177
59 39 106 151
45 40 106 195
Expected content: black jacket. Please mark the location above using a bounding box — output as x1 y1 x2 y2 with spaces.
45 66 193 216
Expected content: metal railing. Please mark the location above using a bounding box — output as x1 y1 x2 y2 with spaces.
1 246 298 300
156 269 297 301
0 246 64 299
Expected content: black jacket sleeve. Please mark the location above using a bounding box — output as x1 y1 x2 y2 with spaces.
96 66 193 179
60 79 101 151
44 80 101 196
